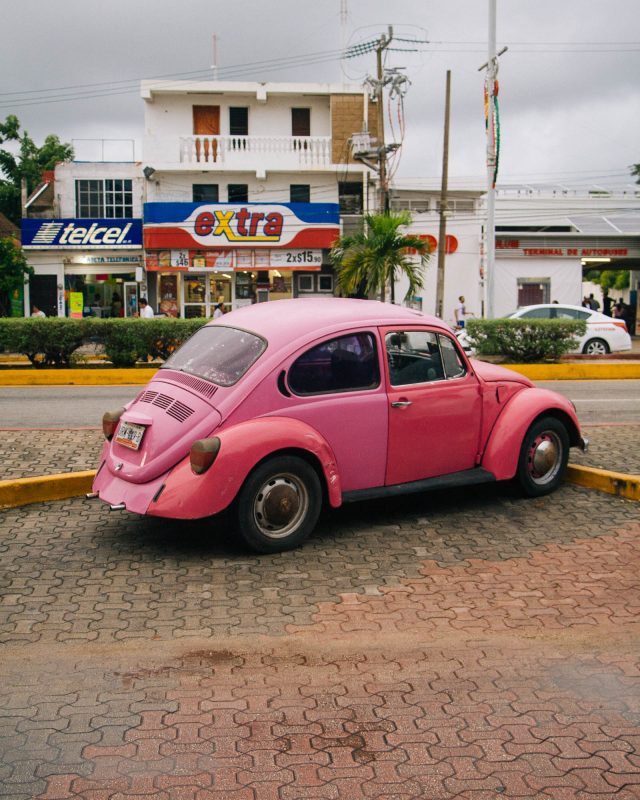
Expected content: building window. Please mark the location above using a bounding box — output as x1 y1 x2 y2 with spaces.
290 184 310 203
229 107 248 136
227 184 248 203
291 108 311 137
338 181 363 214
193 184 219 202
76 179 132 218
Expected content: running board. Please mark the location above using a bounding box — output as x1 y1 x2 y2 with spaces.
342 468 496 504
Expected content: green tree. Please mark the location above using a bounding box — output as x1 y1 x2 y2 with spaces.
330 211 430 303
584 268 629 292
632 163 640 184
0 115 73 224
0 236 33 317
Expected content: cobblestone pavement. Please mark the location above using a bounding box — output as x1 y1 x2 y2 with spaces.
1 482 640 799
2 424 639 481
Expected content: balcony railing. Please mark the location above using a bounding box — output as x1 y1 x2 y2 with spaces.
178 135 332 168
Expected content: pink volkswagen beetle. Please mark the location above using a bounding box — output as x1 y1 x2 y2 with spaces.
93 298 586 552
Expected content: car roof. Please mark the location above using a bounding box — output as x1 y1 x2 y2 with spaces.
207 298 446 349
516 303 593 312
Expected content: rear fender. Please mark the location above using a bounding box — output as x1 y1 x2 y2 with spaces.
148 415 341 519
481 388 582 480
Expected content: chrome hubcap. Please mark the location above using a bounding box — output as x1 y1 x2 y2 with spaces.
253 474 308 539
587 341 606 355
527 431 562 485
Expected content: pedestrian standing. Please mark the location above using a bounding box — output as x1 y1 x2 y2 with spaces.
31 304 46 318
138 298 155 318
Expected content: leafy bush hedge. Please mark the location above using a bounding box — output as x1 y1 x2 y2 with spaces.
0 317 207 367
464 318 587 363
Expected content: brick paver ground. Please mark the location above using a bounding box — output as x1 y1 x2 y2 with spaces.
1 479 639 799
2 424 638 481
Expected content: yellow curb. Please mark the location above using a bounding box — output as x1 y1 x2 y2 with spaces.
566 464 640 501
1 463 637 511
0 470 97 510
502 363 640 380
0 368 158 385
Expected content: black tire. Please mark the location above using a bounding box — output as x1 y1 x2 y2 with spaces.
516 416 569 497
235 456 322 553
582 338 609 355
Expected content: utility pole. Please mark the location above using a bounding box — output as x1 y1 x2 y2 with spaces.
435 70 451 320
478 0 507 318
375 26 393 215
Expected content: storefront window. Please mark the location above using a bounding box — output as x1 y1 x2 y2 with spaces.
184 276 207 318
64 273 136 318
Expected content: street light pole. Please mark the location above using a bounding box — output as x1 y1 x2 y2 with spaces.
435 70 451 321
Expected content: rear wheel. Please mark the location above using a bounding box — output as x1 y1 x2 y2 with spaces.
582 338 609 355
516 416 569 497
235 456 322 553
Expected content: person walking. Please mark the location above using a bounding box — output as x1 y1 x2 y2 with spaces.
588 293 600 311
455 296 469 328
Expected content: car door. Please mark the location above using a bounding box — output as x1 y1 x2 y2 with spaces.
383 327 483 486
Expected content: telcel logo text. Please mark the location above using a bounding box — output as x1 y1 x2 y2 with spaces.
56 222 133 245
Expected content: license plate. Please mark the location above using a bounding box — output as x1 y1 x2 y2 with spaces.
115 421 146 450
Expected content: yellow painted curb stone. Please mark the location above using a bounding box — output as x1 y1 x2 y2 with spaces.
566 464 640 501
0 471 97 509
503 363 640 380
0 368 157 386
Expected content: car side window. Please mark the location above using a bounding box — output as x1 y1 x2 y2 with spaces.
438 334 466 379
386 330 445 386
288 332 380 395
554 308 590 320
520 308 550 319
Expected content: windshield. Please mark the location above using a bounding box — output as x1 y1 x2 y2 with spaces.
161 325 267 386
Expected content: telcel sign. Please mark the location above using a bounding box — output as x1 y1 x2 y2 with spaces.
22 219 142 248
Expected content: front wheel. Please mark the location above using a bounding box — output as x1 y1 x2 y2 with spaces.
516 416 569 497
235 456 322 553
582 338 609 355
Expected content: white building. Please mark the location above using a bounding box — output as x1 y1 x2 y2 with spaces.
389 180 640 330
21 162 144 318
139 80 376 317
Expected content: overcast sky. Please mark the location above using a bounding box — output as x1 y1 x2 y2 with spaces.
1 0 639 190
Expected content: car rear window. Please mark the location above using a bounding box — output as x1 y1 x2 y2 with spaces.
161 325 266 386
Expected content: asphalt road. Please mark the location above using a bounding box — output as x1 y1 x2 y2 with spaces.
0 379 638 428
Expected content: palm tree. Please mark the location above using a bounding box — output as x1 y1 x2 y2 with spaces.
330 211 430 303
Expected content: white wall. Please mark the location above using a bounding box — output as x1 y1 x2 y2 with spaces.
54 162 144 218
394 214 482 328
144 92 331 138
494 258 582 316
145 171 339 204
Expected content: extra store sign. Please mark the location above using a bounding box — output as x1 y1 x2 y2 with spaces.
22 219 142 248
143 202 340 250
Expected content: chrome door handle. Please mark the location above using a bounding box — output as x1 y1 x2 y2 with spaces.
391 400 412 408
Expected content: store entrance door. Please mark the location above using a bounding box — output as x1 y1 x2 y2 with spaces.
124 282 138 317
30 275 57 317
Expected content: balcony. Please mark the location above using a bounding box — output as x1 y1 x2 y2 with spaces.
144 134 334 173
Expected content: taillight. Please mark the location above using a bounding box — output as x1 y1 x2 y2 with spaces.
612 320 628 333
102 408 125 440
190 438 221 475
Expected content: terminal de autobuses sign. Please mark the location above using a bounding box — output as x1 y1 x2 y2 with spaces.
497 239 630 258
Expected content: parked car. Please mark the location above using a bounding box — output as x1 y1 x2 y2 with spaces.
92 298 586 552
457 303 631 356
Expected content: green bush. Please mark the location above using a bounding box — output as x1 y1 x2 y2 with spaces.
0 317 85 366
0 317 208 367
464 318 587 363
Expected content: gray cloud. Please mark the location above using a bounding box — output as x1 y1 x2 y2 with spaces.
1 0 638 187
